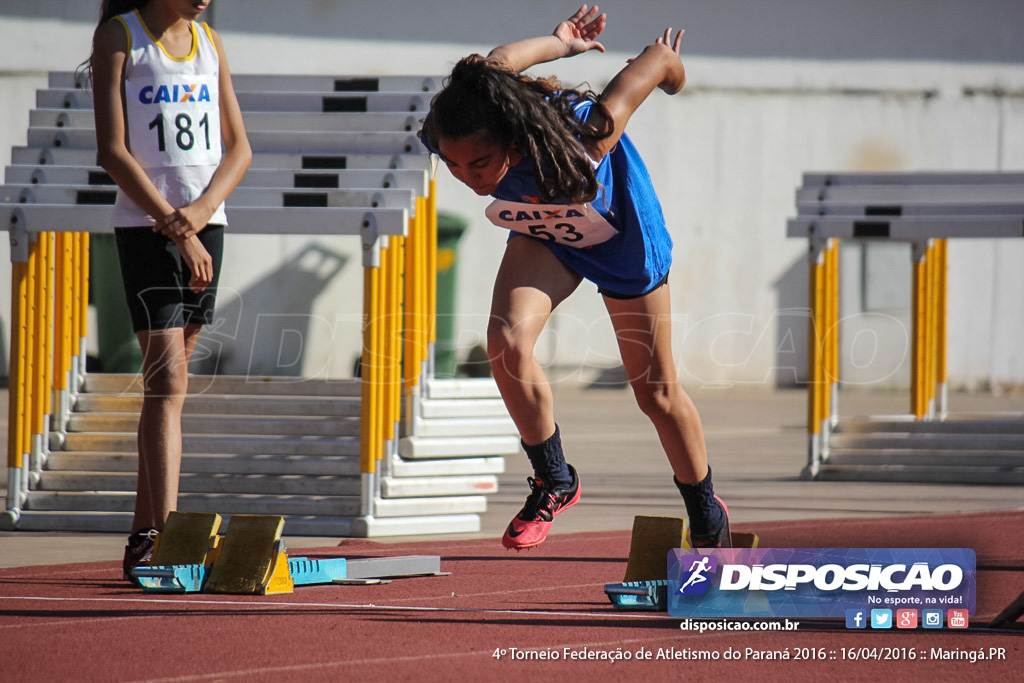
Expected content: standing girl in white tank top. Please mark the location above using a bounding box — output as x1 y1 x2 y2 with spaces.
87 0 251 581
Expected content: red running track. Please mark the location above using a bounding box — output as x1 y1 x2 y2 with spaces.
0 512 1021 682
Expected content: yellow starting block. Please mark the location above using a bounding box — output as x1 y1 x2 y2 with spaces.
133 512 443 595
149 511 222 567
606 514 761 610
622 515 761 582
206 514 292 595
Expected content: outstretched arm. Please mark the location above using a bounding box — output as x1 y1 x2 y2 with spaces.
586 28 686 160
488 4 606 72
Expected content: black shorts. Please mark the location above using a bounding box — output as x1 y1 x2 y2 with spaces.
114 224 224 332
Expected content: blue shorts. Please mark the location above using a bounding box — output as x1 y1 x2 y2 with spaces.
599 271 670 299
509 226 672 299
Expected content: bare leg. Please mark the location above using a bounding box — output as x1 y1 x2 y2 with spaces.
604 283 709 484
130 324 199 533
487 237 581 445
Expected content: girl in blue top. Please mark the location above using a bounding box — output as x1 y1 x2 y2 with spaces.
420 5 731 550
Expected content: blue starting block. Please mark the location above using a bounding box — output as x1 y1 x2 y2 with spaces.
130 513 443 595
134 556 350 593
134 554 442 594
604 580 668 611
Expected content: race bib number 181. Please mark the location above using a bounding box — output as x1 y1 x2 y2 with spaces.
125 73 221 167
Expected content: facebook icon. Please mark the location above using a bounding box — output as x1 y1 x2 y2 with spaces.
846 609 867 629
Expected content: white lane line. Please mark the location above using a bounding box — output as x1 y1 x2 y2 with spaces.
128 634 688 683
0 594 675 621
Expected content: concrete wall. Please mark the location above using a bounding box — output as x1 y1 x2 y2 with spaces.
1 1 1022 390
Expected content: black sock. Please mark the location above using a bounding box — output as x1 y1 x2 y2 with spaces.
674 466 724 538
522 425 572 488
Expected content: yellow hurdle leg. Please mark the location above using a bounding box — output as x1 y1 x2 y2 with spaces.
374 247 387 465
910 241 928 420
415 196 428 379
403 213 419 391
825 239 840 424
427 179 438 348
25 238 40 464
390 236 405 435
7 261 28 479
935 239 949 417
360 266 381 475
40 233 55 431
805 238 827 475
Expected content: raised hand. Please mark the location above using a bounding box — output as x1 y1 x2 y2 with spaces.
553 4 607 57
653 27 685 93
627 27 686 94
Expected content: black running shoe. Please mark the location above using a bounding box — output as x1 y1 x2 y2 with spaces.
122 527 159 582
502 464 581 550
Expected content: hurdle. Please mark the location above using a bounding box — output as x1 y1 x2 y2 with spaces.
787 171 1024 483
47 71 443 94
2 71 519 535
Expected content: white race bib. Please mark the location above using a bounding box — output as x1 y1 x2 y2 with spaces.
485 199 618 248
125 73 221 167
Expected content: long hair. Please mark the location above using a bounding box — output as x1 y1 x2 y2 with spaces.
419 55 613 204
77 0 151 87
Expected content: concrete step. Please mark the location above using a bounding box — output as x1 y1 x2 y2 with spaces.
411 416 516 438
397 435 520 459
44 451 361 476
74 393 361 417
373 495 487 518
380 475 498 498
419 398 511 419
23 491 362 516
33 471 362 496
10 505 484 536
825 448 1024 468
6 509 353 535
425 378 503 400
59 433 361 457
81 373 362 397
67 413 361 437
814 464 1024 485
835 415 1024 434
8 509 135 533
350 513 481 537
389 455 505 478
829 432 1024 451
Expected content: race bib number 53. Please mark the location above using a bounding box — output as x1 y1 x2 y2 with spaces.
485 199 619 248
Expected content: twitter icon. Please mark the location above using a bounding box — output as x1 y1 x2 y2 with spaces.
870 609 893 629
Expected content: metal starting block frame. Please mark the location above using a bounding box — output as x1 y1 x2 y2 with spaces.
132 512 443 595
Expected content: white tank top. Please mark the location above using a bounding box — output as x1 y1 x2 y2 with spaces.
112 10 227 227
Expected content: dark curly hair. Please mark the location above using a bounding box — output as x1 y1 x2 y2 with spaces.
420 55 613 204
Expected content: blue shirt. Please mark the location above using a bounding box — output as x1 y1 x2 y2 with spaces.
427 98 673 296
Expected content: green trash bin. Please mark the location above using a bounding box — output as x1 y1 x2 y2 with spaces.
434 212 468 378
90 233 142 373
